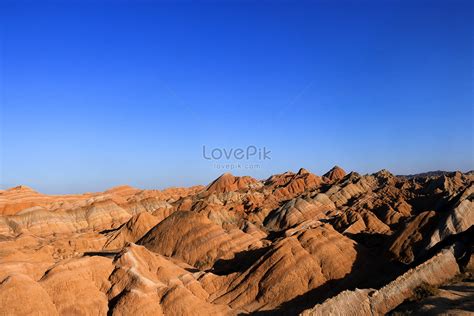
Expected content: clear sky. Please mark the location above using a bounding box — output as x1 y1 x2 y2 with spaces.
1 0 473 194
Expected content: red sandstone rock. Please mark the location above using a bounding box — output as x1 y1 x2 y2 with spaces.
0 169 472 315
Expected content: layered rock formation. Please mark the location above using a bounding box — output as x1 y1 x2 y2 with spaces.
0 167 472 315
300 247 460 315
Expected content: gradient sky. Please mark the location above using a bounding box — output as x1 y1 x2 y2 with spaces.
1 0 473 194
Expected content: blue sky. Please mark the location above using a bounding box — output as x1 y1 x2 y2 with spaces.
1 0 473 194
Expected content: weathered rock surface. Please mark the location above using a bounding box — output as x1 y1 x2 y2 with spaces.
108 243 233 315
0 169 472 315
0 274 59 315
138 211 260 269
206 173 260 194
264 197 332 231
323 166 347 182
104 212 161 249
301 247 460 315
390 275 474 315
427 184 473 249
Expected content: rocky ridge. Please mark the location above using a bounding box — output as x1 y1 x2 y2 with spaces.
0 166 472 315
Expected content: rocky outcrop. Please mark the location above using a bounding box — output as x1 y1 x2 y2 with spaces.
0 274 59 315
39 256 114 315
427 185 473 249
301 247 460 315
206 173 260 193
391 276 474 315
323 166 346 182
0 169 472 315
264 197 332 231
266 168 323 200
387 211 438 263
107 243 233 315
138 211 260 269
0 200 132 237
325 174 375 208
103 212 161 249
211 222 368 312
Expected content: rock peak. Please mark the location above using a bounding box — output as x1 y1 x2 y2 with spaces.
297 168 310 175
219 172 234 178
206 172 257 193
374 169 394 178
323 166 346 181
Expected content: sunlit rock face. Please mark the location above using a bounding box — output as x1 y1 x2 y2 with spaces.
0 168 472 315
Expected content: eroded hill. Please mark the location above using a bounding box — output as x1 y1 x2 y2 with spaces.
0 168 472 315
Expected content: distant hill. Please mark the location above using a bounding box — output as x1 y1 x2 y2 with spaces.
397 170 467 179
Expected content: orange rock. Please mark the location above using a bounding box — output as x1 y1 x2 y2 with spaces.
138 211 259 269
323 166 346 181
206 173 260 193
0 169 472 315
